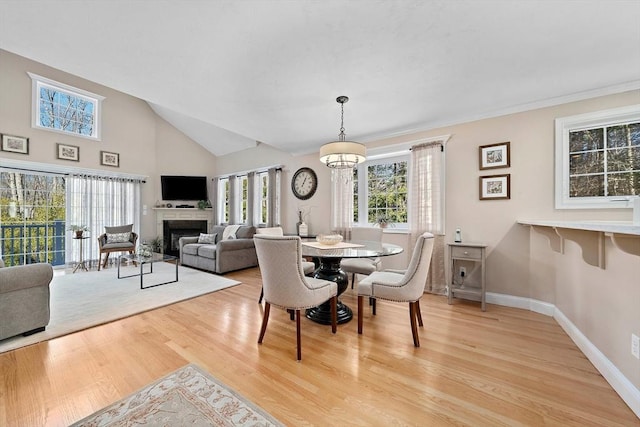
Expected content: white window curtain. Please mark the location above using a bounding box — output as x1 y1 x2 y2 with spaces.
409 141 446 294
214 167 280 227
211 177 220 224
66 174 141 268
267 167 281 227
330 168 354 239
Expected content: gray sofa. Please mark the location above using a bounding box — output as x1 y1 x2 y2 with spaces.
0 259 54 341
179 225 258 274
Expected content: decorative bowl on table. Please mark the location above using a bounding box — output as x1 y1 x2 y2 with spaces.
316 234 343 245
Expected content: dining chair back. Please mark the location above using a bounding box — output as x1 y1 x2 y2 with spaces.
254 235 338 360
357 232 435 347
254 227 315 303
341 227 384 288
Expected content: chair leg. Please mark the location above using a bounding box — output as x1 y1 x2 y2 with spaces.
102 252 110 269
409 302 420 347
330 296 337 334
351 273 355 289
258 287 263 303
416 299 423 327
258 302 270 344
98 253 102 271
296 309 302 361
357 295 364 334
372 298 376 315
130 250 137 266
288 309 295 321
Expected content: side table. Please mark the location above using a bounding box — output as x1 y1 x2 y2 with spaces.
447 242 487 311
73 236 90 273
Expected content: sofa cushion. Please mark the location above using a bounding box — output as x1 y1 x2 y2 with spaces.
236 226 256 239
198 233 217 244
182 243 204 256
197 245 217 259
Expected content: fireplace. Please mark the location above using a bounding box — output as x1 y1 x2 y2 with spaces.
163 220 208 257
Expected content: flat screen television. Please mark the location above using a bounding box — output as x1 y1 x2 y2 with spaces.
161 175 208 201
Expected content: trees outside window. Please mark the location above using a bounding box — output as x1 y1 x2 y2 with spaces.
556 105 640 209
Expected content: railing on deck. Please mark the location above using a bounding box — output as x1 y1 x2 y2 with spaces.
0 220 66 266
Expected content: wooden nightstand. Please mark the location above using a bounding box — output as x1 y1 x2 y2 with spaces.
447 242 487 311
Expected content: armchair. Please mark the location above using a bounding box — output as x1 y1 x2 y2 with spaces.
0 260 54 340
97 224 138 270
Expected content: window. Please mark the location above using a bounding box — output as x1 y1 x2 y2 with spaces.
258 172 269 224
240 176 248 223
218 178 230 224
555 105 640 209
355 155 409 227
28 72 104 141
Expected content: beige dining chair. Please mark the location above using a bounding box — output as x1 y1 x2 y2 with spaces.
357 232 434 347
255 226 316 303
341 227 383 289
254 235 338 361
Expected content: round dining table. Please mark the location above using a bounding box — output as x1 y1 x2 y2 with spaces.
301 239 403 324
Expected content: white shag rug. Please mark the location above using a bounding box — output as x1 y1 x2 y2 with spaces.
0 262 240 354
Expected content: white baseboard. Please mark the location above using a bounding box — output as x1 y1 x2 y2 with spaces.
487 292 640 419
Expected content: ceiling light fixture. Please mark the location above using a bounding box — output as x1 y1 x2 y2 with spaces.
319 96 366 168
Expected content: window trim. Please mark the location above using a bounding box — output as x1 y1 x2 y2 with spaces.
28 72 105 141
555 104 640 209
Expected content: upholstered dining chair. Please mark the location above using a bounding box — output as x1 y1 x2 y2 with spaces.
255 226 316 303
254 235 337 361
357 232 435 347
341 227 383 289
97 224 138 270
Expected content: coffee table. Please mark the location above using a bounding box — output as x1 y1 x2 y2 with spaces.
117 253 178 289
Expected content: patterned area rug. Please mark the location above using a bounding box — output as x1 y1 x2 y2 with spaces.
70 364 283 426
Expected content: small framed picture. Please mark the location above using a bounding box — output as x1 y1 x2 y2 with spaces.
100 151 119 167
56 143 80 161
480 174 510 200
479 141 510 170
1 134 29 154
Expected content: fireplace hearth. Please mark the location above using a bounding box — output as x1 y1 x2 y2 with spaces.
163 220 207 257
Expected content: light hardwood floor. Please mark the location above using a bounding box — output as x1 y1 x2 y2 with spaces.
0 267 638 426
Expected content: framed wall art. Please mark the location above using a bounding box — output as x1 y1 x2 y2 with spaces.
1 134 29 154
56 143 80 161
100 151 119 167
479 174 510 200
479 141 510 170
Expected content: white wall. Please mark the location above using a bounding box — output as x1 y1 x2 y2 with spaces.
0 49 216 241
217 90 640 394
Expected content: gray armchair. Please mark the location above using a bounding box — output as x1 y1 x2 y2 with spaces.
97 224 138 270
0 259 54 340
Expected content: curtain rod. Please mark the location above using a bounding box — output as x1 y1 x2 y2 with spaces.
213 166 282 180
0 166 146 183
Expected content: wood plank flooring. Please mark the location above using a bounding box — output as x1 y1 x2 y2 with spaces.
0 267 638 426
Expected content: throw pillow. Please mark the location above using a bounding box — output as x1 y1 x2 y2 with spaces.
222 224 242 241
197 233 217 244
106 232 131 244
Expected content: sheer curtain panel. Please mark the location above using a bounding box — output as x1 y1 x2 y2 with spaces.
330 168 354 240
66 175 141 268
409 142 446 294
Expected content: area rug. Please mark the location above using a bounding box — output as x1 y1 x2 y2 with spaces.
0 263 240 354
70 364 283 426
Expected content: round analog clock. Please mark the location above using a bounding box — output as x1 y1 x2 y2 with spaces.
291 167 318 200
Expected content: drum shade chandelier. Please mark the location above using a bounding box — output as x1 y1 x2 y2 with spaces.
319 96 366 168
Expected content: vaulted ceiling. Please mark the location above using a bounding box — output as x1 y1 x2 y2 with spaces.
1 1 639 157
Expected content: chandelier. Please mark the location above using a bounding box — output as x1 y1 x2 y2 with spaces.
319 96 366 168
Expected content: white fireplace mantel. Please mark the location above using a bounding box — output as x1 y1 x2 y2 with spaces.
153 208 214 240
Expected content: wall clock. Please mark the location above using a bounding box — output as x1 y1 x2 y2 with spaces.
291 167 318 200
